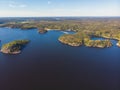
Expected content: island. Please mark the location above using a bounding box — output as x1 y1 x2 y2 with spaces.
59 32 112 48
38 28 48 34
59 32 88 46
1 17 120 48
1 40 30 54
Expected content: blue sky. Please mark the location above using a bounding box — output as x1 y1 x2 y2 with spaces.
0 0 119 17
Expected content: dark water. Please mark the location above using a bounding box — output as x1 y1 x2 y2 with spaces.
0 28 120 90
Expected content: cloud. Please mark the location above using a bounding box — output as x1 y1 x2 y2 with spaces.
9 1 27 8
48 1 51 5
19 5 27 8
9 4 16 8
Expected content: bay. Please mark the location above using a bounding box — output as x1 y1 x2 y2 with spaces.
0 28 120 90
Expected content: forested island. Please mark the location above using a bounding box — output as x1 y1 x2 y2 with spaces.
0 17 120 49
59 32 112 48
1 40 30 54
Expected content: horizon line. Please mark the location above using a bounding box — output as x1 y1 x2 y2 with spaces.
0 16 120 18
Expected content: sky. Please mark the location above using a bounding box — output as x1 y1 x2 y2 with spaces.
0 0 119 17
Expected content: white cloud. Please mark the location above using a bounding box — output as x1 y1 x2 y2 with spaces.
8 1 27 8
19 5 27 8
9 4 16 8
48 1 51 5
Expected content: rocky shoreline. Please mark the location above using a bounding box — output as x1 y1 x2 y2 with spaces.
58 33 113 48
1 40 30 54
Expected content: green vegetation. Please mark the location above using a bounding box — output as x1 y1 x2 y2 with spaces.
59 32 89 46
1 18 120 48
59 32 112 48
84 39 112 48
1 40 30 54
59 34 83 46
38 28 48 34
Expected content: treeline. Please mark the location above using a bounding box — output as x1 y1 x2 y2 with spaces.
1 18 120 33
1 18 120 48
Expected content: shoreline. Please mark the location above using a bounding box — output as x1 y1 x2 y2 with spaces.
116 43 120 47
0 50 21 54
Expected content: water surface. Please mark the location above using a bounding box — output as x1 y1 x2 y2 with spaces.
0 28 120 90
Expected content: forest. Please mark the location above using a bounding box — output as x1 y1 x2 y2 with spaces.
0 17 120 48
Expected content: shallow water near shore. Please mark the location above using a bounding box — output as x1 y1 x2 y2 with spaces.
0 28 120 90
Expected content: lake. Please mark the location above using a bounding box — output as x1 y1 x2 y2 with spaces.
0 28 120 90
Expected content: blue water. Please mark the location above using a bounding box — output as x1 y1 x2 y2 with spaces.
0 28 120 90
92 37 118 47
